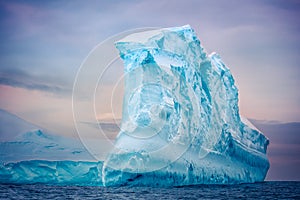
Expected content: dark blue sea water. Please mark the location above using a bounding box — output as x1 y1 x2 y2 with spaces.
0 182 299 199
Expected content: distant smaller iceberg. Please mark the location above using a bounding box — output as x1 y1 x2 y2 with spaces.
0 109 101 186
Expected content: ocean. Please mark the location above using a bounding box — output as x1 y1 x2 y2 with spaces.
0 181 299 199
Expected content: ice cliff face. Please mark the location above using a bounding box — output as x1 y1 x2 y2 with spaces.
102 25 269 186
0 160 103 186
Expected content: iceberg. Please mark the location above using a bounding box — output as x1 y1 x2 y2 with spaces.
102 25 270 186
0 109 94 163
0 25 269 186
0 109 102 186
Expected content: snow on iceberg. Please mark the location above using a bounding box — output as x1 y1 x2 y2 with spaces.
102 25 270 186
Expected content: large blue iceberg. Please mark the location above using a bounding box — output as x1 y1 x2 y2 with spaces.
102 25 269 186
0 25 269 186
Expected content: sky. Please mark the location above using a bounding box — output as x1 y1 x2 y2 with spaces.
0 0 299 180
